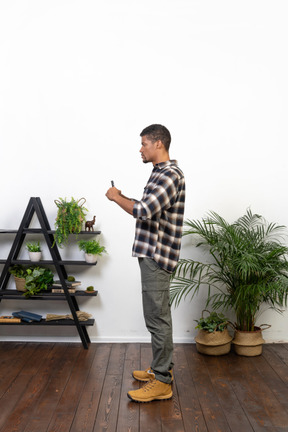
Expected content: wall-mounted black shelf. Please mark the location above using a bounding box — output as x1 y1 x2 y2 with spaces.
0 319 95 326
0 259 97 265
0 197 100 349
0 229 101 235
0 289 98 300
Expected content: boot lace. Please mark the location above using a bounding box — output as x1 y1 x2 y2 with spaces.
142 379 157 392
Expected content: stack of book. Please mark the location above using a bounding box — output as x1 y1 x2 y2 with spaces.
51 280 81 294
12 310 43 323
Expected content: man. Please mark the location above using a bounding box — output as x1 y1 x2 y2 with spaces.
105 124 185 402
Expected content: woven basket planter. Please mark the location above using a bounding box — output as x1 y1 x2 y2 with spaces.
233 325 270 356
14 276 27 292
195 328 232 356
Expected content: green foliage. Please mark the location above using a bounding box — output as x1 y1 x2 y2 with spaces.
26 241 41 252
77 239 107 255
67 275 75 282
54 197 88 248
86 286 94 291
170 209 288 332
24 267 54 297
195 311 229 333
9 265 28 278
9 265 54 297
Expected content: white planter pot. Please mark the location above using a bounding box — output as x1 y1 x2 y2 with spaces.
84 253 98 264
28 251 42 262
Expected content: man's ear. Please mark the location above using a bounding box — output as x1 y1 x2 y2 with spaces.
155 140 163 149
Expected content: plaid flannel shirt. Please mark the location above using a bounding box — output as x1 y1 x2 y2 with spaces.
132 160 185 273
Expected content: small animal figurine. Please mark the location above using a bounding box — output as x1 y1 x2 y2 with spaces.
85 216 96 231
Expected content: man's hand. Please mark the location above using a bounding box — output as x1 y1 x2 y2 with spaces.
106 186 121 202
105 186 135 215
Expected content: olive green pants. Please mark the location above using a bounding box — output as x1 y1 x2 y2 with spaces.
138 257 173 384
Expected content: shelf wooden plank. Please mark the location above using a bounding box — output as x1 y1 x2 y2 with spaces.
0 318 95 326
0 229 101 235
8 259 97 266
0 260 97 265
0 290 98 299
0 260 97 266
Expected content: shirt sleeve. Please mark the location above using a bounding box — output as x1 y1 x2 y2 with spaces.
133 171 179 220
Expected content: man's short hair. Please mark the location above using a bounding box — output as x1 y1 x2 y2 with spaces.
140 124 171 151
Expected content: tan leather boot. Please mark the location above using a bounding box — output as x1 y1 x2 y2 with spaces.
128 378 173 402
132 368 155 381
132 367 173 382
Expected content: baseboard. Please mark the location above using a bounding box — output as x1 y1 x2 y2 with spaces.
0 335 195 344
0 335 287 344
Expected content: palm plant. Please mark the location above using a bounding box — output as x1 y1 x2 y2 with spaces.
170 209 288 331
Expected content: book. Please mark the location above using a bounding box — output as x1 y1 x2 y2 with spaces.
52 288 76 293
52 280 81 287
12 310 42 322
12 313 32 323
0 315 21 323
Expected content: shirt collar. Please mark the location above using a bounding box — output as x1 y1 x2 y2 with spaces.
154 160 178 169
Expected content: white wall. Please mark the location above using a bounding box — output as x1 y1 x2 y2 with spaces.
0 0 287 343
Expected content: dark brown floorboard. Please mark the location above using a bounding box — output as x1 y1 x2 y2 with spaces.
0 342 288 432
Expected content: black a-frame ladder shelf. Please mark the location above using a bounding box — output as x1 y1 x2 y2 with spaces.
0 197 101 349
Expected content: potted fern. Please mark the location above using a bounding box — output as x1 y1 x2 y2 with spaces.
170 210 288 356
54 197 88 248
77 239 107 263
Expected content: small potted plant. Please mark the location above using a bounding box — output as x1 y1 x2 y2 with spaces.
9 265 28 292
9 265 54 297
53 197 88 248
194 310 232 355
26 241 42 262
86 285 95 293
77 239 107 263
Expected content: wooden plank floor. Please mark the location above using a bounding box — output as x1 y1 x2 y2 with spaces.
0 342 288 432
